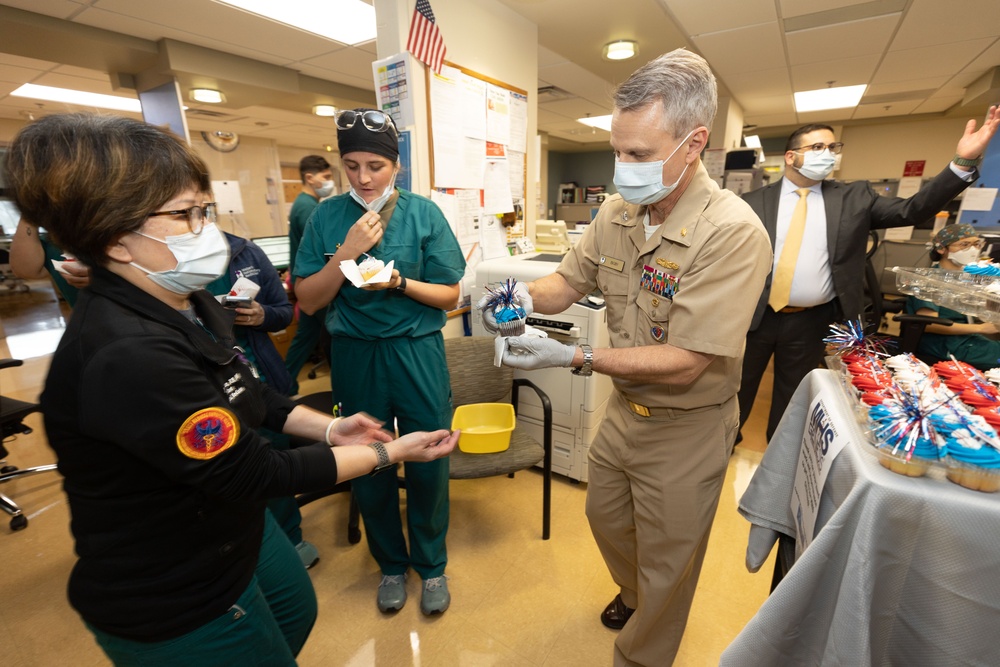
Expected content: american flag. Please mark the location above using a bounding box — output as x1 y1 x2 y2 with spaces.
406 0 447 75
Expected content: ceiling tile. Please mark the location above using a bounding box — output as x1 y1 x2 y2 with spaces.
663 0 777 37
740 94 796 115
851 99 922 119
962 40 1000 75
692 22 786 76
0 0 88 19
0 53 60 71
913 95 964 114
51 64 115 81
0 63 47 86
865 77 948 97
891 0 1000 50
875 38 996 83
32 71 120 95
786 14 899 66
743 111 799 127
797 108 855 124
723 68 792 98
779 0 875 20
790 54 878 90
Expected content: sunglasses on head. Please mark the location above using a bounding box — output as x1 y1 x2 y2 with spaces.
336 110 398 137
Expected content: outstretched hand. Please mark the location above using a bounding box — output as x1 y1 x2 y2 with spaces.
956 104 1000 161
387 429 460 463
329 412 395 447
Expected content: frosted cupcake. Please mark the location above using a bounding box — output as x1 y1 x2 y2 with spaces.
358 255 386 281
869 403 942 477
483 278 528 337
944 428 1000 492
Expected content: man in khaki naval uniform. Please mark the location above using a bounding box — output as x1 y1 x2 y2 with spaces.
480 49 771 666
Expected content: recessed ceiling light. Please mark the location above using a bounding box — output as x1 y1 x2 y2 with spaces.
603 40 638 61
313 104 337 117
216 0 376 46
794 84 867 113
191 88 225 104
577 114 612 131
11 83 141 113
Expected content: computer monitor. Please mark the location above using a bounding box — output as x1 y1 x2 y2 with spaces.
251 235 291 270
534 220 572 254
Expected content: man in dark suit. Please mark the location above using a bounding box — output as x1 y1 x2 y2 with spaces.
738 108 1000 443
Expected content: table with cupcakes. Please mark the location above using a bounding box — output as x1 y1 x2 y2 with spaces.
721 318 1000 666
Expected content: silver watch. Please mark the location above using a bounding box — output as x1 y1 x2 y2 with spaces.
571 344 594 377
368 441 393 475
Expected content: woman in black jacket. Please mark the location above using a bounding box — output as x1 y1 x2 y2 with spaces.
3 113 458 666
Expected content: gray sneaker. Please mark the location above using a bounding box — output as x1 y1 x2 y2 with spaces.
295 540 319 569
420 576 450 615
377 574 407 612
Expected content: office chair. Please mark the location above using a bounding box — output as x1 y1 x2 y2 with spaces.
1 358 58 531
445 336 553 540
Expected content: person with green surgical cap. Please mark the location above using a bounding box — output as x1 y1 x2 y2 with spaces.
905 223 1000 369
293 108 465 616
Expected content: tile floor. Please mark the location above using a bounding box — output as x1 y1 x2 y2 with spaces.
0 277 776 666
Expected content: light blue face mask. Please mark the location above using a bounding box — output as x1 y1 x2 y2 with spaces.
349 170 397 213
613 129 695 206
797 149 836 181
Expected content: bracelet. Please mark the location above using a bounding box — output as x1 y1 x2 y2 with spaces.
324 417 342 446
953 154 982 168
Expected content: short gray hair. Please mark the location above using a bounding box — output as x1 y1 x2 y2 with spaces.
613 48 717 138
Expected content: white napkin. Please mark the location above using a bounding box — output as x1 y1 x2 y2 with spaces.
50 254 79 276
339 259 395 288
493 325 548 367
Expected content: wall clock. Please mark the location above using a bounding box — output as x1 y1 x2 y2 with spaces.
201 130 240 153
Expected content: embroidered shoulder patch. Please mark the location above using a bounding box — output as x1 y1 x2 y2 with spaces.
177 407 240 460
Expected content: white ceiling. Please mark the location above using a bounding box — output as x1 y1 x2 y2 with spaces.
0 0 998 154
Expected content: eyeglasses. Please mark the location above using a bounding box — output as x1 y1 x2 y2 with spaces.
791 142 845 155
949 238 984 251
336 109 398 137
147 203 218 235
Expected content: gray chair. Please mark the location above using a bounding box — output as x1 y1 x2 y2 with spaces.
445 336 553 540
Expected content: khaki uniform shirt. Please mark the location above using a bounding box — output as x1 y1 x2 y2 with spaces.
557 163 772 410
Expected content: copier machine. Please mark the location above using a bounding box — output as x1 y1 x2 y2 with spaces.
472 253 613 482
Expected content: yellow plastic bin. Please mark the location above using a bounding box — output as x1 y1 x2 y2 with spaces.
452 403 516 453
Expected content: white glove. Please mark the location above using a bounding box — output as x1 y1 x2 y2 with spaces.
476 282 533 334
501 336 576 370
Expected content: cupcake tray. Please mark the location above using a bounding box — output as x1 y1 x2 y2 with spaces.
828 354 1000 491
892 266 1000 324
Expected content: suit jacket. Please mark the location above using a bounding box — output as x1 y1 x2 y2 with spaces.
743 166 975 331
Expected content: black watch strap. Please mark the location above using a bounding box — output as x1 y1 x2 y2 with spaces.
395 276 407 292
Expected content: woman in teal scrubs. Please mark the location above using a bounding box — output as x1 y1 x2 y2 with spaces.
294 109 466 616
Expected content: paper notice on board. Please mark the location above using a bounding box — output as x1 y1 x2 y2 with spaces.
960 187 998 212
484 158 514 215
480 215 508 260
509 91 528 153
486 84 510 146
897 176 923 199
460 73 487 140
703 148 726 179
212 180 244 215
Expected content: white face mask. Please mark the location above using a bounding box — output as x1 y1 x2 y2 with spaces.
350 170 397 213
796 149 836 181
131 222 231 294
314 180 334 198
613 130 695 206
948 246 982 266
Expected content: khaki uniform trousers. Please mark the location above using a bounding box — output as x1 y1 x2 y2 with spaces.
586 391 738 667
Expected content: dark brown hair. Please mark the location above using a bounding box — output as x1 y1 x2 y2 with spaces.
785 124 835 152
299 155 331 182
3 113 210 266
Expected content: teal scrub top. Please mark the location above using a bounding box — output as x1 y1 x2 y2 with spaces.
905 294 1000 369
294 189 465 341
41 233 79 306
288 191 319 276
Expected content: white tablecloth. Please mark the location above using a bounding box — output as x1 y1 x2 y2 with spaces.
721 369 1000 666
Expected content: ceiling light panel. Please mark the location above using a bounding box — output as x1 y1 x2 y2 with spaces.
793 84 867 112
11 83 142 112
215 0 377 46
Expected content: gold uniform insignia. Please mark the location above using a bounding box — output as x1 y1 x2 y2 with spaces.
656 258 680 270
680 228 688 237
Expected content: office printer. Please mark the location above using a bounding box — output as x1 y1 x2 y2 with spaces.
473 253 612 482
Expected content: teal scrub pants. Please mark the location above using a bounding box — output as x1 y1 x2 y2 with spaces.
284 306 328 396
331 333 452 579
87 511 316 666
261 428 304 546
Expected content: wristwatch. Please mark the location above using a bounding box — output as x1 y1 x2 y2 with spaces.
571 344 594 377
368 441 393 475
395 276 407 292
953 154 982 168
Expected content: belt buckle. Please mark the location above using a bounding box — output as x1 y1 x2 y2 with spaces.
627 400 651 417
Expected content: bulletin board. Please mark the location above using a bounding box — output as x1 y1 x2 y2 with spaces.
425 61 529 303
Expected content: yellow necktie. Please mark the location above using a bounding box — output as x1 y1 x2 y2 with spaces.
768 188 811 312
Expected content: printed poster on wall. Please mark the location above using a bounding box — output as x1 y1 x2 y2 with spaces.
372 53 415 129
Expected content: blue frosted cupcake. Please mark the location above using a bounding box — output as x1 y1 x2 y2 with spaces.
945 427 1000 492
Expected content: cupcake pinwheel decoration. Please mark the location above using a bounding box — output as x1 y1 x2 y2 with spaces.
483 278 528 337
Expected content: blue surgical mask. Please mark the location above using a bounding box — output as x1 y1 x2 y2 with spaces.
350 171 397 213
797 149 836 181
613 130 695 206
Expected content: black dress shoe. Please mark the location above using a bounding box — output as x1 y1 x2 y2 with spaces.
600 594 635 630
